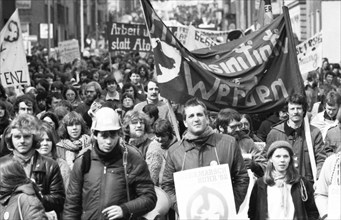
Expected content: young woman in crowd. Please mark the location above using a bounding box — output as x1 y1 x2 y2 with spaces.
128 69 146 99
63 86 82 110
57 111 91 169
0 160 47 220
38 122 71 190
121 82 145 104
40 111 59 131
248 140 319 220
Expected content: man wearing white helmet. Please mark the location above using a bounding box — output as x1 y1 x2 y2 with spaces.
63 107 157 219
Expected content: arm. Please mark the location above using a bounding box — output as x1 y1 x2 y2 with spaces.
63 157 84 219
41 161 65 213
312 128 326 178
247 180 259 220
314 155 333 217
119 158 157 218
302 178 320 220
231 141 250 212
145 143 164 185
161 151 178 213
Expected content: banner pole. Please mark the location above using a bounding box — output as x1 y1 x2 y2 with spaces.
304 115 317 182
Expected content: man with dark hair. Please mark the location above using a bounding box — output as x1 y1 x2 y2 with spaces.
13 94 38 116
103 76 120 110
134 80 170 121
37 92 64 119
216 108 266 178
162 98 249 214
263 93 326 183
311 91 341 139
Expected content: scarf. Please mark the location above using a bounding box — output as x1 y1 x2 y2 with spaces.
93 142 122 165
284 121 303 137
183 126 215 143
13 150 35 167
272 170 290 217
59 134 90 152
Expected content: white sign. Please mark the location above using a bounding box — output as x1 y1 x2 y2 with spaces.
184 25 229 51
40 23 53 39
296 32 323 79
174 164 237 219
0 9 30 90
16 0 31 9
58 39 81 64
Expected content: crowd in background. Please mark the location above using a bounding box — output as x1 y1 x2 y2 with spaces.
0 47 340 219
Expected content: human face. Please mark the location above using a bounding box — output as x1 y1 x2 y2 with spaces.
146 81 160 102
93 72 99 81
11 128 34 155
107 82 117 93
287 103 304 124
326 74 333 84
124 87 135 97
184 105 208 136
51 97 62 110
129 118 145 138
67 123 82 140
270 148 291 174
18 102 33 115
86 86 97 103
155 134 171 148
38 132 53 157
226 119 242 136
96 131 120 153
130 73 141 85
122 97 134 109
65 89 76 102
325 103 339 118
43 117 56 129
0 108 5 118
240 117 250 134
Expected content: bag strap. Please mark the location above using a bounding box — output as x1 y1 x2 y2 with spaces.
17 194 23 220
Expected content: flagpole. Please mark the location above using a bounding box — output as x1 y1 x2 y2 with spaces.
47 0 51 59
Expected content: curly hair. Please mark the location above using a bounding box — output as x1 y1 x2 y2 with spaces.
5 114 41 150
58 111 88 139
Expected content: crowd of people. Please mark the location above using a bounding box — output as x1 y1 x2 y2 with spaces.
0 50 340 220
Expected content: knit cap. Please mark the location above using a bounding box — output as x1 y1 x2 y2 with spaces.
267 140 293 159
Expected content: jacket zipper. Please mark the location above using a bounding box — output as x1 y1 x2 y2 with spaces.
99 165 107 220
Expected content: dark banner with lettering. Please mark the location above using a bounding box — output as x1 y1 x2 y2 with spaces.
106 22 152 52
141 0 304 113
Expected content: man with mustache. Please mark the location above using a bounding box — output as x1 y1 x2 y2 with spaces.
263 93 327 184
216 108 266 178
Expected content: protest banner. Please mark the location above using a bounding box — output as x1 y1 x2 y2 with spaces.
58 39 81 64
174 164 236 219
141 0 304 113
184 25 229 51
107 22 152 52
172 26 188 46
0 9 30 92
296 32 322 80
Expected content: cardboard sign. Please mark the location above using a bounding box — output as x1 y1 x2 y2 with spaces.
107 22 152 52
174 164 237 219
184 25 229 51
296 32 322 79
58 39 81 64
0 9 30 90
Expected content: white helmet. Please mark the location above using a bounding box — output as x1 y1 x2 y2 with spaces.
92 107 121 131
